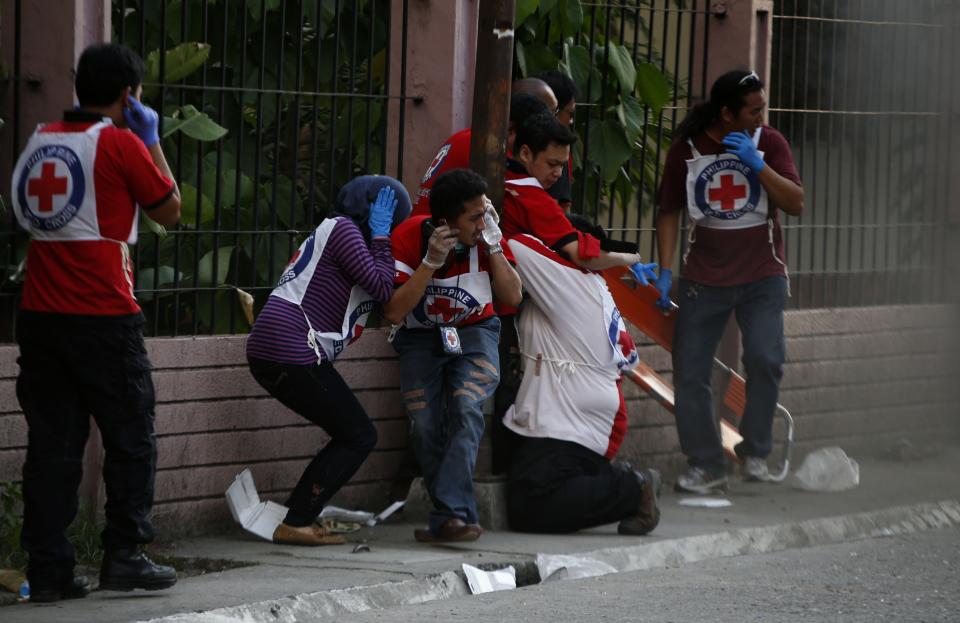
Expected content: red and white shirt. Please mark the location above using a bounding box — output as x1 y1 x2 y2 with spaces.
503 235 637 458
11 112 174 315
391 215 513 328
411 128 472 217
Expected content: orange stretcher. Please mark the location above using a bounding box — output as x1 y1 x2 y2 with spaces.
604 266 794 482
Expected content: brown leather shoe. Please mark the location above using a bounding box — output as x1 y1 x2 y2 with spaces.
618 468 662 536
272 522 346 546
414 518 483 543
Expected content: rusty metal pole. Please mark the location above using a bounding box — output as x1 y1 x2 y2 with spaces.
468 0 516 212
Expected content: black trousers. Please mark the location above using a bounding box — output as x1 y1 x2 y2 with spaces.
507 435 642 534
247 357 377 527
17 311 157 589
491 314 522 474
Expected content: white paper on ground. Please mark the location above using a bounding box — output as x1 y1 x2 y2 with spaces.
374 500 406 524
677 496 734 508
318 500 405 527
461 563 516 594
318 506 376 525
225 469 288 541
535 553 618 583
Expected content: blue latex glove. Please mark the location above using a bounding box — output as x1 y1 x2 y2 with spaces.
123 96 160 147
629 262 658 287
654 268 673 311
368 186 397 238
721 131 765 173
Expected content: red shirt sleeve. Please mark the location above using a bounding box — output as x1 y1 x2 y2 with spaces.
109 129 175 209
517 186 578 249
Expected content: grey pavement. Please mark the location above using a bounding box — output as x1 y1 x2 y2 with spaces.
3 446 960 623
333 525 960 623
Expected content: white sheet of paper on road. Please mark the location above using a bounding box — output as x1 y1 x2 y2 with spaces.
461 563 516 594
225 469 288 541
677 496 734 508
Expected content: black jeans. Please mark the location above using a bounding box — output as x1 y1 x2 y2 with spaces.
507 435 641 534
247 357 377 527
17 311 157 589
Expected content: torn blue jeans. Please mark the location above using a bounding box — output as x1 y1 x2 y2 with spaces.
393 317 501 533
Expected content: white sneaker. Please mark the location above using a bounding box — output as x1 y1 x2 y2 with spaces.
742 456 771 482
674 467 728 494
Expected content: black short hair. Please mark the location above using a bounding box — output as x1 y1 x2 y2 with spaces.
430 169 488 224
514 111 577 157
509 92 550 126
535 70 581 109
75 43 146 107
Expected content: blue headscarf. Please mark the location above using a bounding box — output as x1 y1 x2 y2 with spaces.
332 175 412 245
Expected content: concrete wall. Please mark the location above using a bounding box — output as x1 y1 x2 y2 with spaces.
1 304 957 536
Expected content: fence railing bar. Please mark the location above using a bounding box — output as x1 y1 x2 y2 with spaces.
772 14 943 28
770 107 940 116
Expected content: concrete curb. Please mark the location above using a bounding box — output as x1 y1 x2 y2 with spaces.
138 500 960 623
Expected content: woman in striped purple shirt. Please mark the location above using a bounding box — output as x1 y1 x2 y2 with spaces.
246 176 411 546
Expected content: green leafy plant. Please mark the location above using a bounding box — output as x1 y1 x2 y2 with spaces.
115 0 389 335
514 0 678 220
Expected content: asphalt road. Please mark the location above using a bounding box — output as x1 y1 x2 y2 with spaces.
337 526 960 623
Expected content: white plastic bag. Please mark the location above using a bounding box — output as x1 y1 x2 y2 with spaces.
792 447 859 492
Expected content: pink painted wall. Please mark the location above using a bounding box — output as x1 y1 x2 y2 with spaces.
692 0 774 102
0 1 109 175
386 0 479 197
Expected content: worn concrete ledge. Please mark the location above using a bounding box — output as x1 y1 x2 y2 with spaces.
136 500 960 623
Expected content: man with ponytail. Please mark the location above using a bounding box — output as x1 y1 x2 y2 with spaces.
654 69 804 494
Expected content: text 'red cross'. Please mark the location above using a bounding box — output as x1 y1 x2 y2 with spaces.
708 174 747 211
28 162 69 213
426 297 464 322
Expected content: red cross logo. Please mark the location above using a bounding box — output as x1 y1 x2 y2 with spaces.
426 297 464 322
618 330 635 358
27 161 69 213
708 174 747 211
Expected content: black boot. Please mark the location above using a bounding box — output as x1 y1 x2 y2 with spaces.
30 575 91 603
99 548 177 592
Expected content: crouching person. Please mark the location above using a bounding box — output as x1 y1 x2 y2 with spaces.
384 169 522 542
246 176 410 545
503 232 661 536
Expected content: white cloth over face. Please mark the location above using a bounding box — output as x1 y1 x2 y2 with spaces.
503 235 637 458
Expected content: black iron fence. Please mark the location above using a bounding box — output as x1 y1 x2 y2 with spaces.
2 0 954 342
514 0 712 263
0 0 411 339
769 0 958 308
113 0 410 336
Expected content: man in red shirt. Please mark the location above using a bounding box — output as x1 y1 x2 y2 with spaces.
10 43 181 602
384 169 521 542
411 78 558 217
535 70 580 211
502 111 647 271
654 69 804 494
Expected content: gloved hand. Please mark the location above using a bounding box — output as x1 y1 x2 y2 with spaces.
654 268 673 311
629 262 658 287
368 186 397 238
123 96 160 147
722 131 764 173
423 225 459 269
